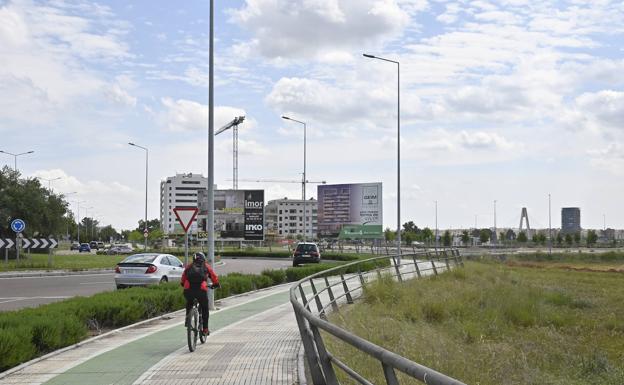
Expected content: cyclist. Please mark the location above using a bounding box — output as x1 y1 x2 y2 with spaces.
181 252 220 335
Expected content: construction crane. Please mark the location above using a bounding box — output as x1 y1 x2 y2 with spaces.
215 116 245 190
231 177 326 200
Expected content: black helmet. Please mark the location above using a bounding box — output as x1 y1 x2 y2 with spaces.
193 252 206 264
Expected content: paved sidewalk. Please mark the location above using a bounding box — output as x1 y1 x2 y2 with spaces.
0 284 301 385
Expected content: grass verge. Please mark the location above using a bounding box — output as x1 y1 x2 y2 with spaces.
326 262 624 385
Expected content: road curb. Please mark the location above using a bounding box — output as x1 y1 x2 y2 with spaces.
0 269 114 279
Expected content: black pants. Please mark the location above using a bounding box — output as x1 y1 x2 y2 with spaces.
184 289 209 330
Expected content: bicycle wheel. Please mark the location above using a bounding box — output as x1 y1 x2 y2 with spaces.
187 308 198 352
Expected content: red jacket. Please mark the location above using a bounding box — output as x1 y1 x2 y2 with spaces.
181 262 219 291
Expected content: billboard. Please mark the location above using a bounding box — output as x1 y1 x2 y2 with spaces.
317 183 383 239
197 189 264 240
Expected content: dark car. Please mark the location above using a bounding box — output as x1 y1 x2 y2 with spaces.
292 242 321 267
78 243 91 253
106 245 134 255
89 241 98 250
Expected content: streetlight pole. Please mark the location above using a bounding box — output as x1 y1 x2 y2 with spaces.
73 200 86 243
0 150 34 171
493 200 497 246
548 194 552 255
37 176 62 190
207 0 216 311
129 142 149 251
281 116 307 242
84 206 94 241
62 192 77 241
363 53 401 262
435 201 438 250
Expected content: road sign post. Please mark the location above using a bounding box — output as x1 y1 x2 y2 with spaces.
173 207 199 266
11 219 25 266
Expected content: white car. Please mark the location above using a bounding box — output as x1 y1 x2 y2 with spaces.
114 253 184 289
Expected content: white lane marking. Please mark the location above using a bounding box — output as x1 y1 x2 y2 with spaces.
0 298 26 304
0 273 114 280
79 282 112 285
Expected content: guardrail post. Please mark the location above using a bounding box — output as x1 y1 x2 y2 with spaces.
299 285 311 311
310 279 326 319
412 255 421 278
293 311 327 385
393 256 403 282
443 250 451 271
431 257 438 275
340 274 354 304
457 251 464 267
310 324 340 385
382 363 400 385
324 276 339 313
357 267 365 287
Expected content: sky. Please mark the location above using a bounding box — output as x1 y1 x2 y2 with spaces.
1 0 623 232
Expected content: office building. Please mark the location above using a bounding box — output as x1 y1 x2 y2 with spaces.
160 173 212 234
561 207 581 234
265 198 318 239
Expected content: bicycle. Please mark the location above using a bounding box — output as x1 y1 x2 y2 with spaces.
186 284 214 352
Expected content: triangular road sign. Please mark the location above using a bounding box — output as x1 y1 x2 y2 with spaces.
173 207 199 233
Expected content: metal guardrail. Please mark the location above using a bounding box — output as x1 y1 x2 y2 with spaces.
290 249 467 385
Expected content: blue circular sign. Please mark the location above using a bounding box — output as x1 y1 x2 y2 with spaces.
10 219 25 233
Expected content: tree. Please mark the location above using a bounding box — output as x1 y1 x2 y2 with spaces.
99 225 120 242
421 227 434 244
565 233 573 246
479 229 490 244
403 231 415 245
442 230 452 246
586 230 598 246
461 230 470 246
384 227 396 242
517 231 528 243
402 221 419 234
136 218 161 234
499 231 506 243
128 230 143 243
573 232 581 245
0 166 70 238
556 232 563 245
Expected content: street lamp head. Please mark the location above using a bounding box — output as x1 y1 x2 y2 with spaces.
363 53 376 59
26 151 34 154
281 116 290 120
128 142 135 146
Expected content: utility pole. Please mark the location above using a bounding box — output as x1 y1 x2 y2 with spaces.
493 200 497 246
549 194 552 255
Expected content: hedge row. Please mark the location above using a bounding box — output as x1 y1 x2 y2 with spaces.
0 258 387 371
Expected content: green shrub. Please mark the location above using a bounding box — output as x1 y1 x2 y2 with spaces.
0 327 38 371
261 269 287 285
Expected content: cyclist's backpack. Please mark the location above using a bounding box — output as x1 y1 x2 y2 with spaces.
186 263 206 287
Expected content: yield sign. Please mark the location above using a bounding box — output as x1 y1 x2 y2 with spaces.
173 207 199 233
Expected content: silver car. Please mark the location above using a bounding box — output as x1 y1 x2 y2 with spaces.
114 253 184 289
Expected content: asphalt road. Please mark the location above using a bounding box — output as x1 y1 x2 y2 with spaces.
0 258 293 312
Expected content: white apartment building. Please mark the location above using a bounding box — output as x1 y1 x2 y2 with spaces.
160 173 210 234
265 198 318 239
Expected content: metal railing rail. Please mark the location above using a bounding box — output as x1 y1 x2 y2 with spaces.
290 248 467 385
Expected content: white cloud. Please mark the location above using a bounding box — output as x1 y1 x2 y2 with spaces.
159 98 248 132
228 0 412 61
458 130 514 150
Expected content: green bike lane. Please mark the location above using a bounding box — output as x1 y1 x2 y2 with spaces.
0 285 290 385
42 287 294 385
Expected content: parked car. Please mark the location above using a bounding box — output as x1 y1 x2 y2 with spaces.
97 241 105 249
114 253 185 289
78 243 91 253
70 242 80 251
106 245 134 255
292 242 321 267
89 241 98 250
